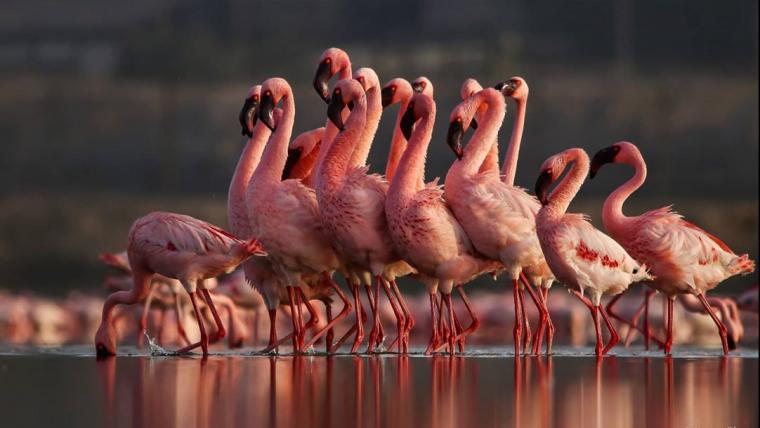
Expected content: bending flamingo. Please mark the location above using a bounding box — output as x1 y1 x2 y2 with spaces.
535 148 651 356
386 93 500 355
444 87 554 355
94 212 266 356
590 141 755 354
249 77 352 353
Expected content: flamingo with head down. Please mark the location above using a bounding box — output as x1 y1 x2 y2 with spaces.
535 148 652 356
94 212 266 356
590 141 755 354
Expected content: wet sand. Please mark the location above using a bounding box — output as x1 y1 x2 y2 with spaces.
0 347 757 428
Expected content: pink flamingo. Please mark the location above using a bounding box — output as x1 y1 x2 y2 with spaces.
385 93 500 355
284 127 325 186
94 212 266 356
249 77 352 353
444 87 554 355
316 77 415 353
590 141 755 354
459 79 499 175
535 148 652 356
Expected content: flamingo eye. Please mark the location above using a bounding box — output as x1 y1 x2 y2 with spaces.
324 58 331 64
253 95 259 102
456 117 463 123
391 86 396 93
265 90 272 96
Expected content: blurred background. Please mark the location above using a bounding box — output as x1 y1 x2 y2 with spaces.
0 0 757 295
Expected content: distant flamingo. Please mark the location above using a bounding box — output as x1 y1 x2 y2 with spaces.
316 78 414 353
590 141 755 354
94 212 266 356
459 79 499 175
386 93 500 355
284 127 325 186
444 87 553 355
737 285 758 313
535 148 652 356
249 77 352 352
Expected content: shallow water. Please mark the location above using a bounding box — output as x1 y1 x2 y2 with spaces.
0 347 757 428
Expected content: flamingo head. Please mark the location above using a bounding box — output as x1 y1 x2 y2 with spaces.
313 47 351 103
590 141 639 179
399 93 435 141
284 127 325 180
460 78 483 130
381 78 413 109
258 78 291 132
446 95 480 160
495 77 529 101
326 79 363 131
238 85 261 138
412 76 434 97
353 67 380 94
536 152 570 205
94 320 117 357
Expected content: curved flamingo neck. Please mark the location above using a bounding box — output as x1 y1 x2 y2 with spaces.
318 95 367 193
546 149 589 217
389 105 435 204
501 97 527 186
314 67 352 183
458 90 506 177
350 84 381 168
227 122 271 237
602 150 647 233
479 137 500 174
251 92 295 188
385 97 412 182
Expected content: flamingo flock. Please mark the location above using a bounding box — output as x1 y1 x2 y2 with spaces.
93 47 755 357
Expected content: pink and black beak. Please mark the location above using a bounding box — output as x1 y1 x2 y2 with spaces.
381 86 394 108
446 120 465 160
313 59 333 103
282 147 302 180
327 89 346 131
238 95 258 138
535 169 553 206
399 101 417 141
495 80 518 97
257 92 276 131
590 145 621 179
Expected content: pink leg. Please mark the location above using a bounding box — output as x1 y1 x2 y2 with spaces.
696 293 730 355
664 297 674 354
520 274 548 355
297 289 320 350
261 308 280 353
454 285 480 342
200 289 227 343
303 274 352 351
591 305 603 356
381 281 405 353
287 287 300 352
512 279 523 356
643 290 652 350
324 300 334 353
518 286 532 351
391 280 414 352
176 291 209 356
442 293 456 356
600 305 619 354
137 286 157 348
424 293 441 355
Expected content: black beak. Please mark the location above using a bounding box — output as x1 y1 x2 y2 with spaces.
282 147 302 180
313 60 333 103
412 82 424 93
589 146 620 179
494 80 517 96
238 96 258 138
327 94 346 131
535 170 553 206
381 87 394 108
471 118 478 129
258 93 276 131
446 121 465 160
400 102 416 141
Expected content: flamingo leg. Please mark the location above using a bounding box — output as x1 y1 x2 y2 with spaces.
261 308 280 353
324 300 334 353
286 287 300 353
297 289 320 351
707 297 739 350
643 290 652 350
391 280 414 352
518 286 532 351
435 293 451 349
696 293 730 355
453 285 480 343
350 282 365 353
176 291 209 355
441 293 456 355
520 274 548 355
424 293 440 355
138 285 157 348
512 279 524 356
304 275 353 351
664 297 674 354
381 281 404 353
591 305 603 356
600 304 619 354
200 289 227 343
172 292 191 346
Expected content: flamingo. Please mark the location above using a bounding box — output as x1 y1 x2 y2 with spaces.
459 79 499 175
94 212 266 356
385 93 500 355
248 77 352 353
444 87 554 355
589 141 755 354
738 285 758 313
534 148 652 356
316 78 415 353
284 127 325 186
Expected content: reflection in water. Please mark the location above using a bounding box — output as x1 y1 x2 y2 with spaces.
86 353 758 428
